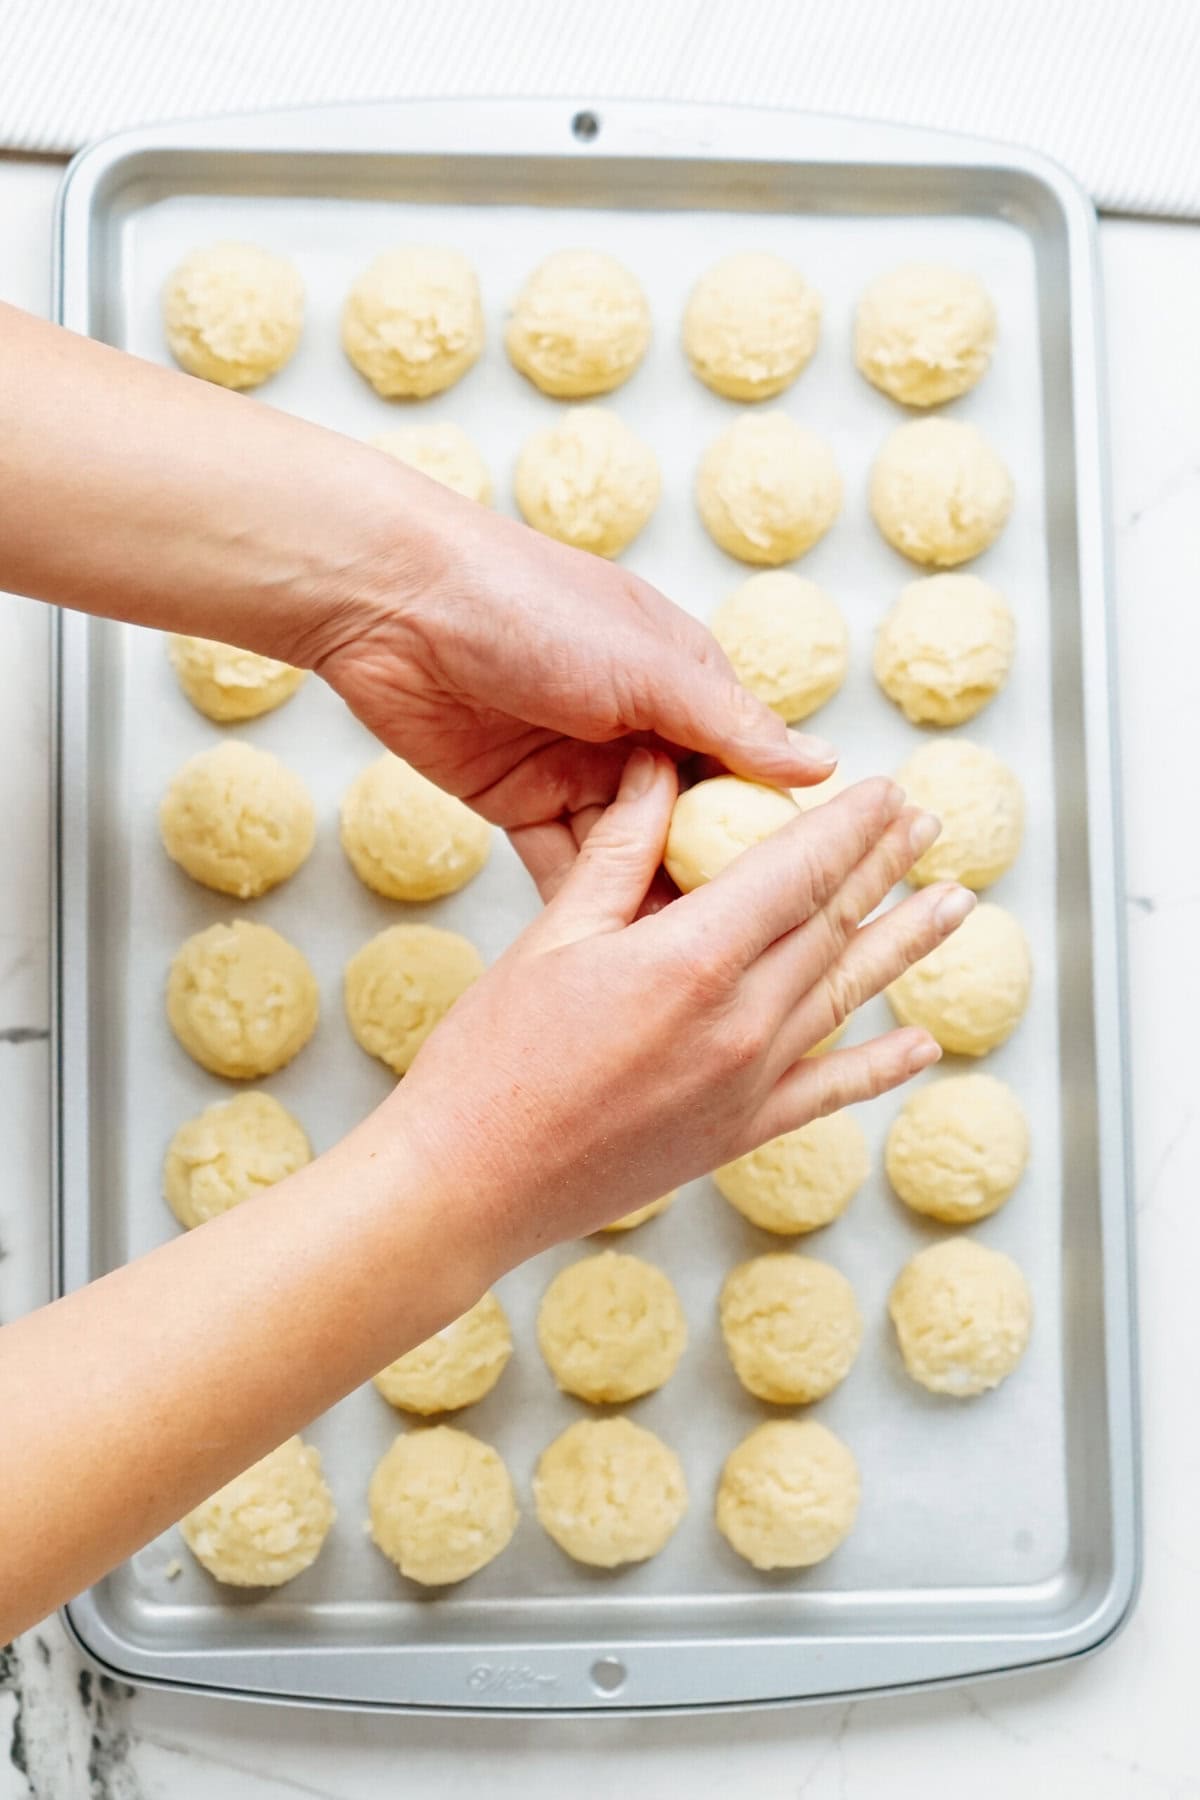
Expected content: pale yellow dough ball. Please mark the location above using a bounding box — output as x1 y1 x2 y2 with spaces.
664 776 797 894
180 1437 334 1587
896 738 1024 890
167 921 318 1080
683 252 821 400
720 1254 862 1404
855 263 996 407
537 1251 687 1404
534 1417 687 1568
874 573 1015 726
344 924 483 1077
717 1420 860 1570
368 1426 518 1586
712 572 849 722
371 422 493 504
505 249 651 397
886 1073 1030 1224
870 418 1013 567
372 1291 513 1414
889 1236 1032 1396
163 1091 311 1230
342 248 484 398
697 412 841 565
600 1190 677 1232
340 754 491 901
887 902 1031 1056
167 635 306 723
163 242 303 389
715 1111 870 1236
514 406 660 557
159 740 315 900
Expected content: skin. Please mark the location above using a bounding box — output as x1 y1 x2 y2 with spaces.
0 304 974 1638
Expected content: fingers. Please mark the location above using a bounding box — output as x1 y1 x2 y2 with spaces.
508 819 579 903
748 1027 942 1146
537 752 679 948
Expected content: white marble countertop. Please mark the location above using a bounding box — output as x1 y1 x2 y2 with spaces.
0 156 1197 1797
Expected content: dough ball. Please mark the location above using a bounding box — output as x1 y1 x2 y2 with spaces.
887 901 1031 1056
514 406 659 558
536 1251 687 1403
683 252 821 400
167 921 318 1079
368 1426 517 1586
371 422 493 504
855 263 996 407
505 249 651 397
342 248 484 398
889 1236 1032 1396
715 1111 870 1236
791 769 847 812
600 1190 677 1233
373 1291 513 1414
159 740 315 899
717 1420 860 1570
534 1417 687 1568
870 418 1012 567
163 242 303 389
167 635 306 723
886 1073 1030 1224
712 572 849 722
180 1437 334 1587
720 1253 862 1404
163 1091 311 1230
664 776 797 894
874 573 1015 725
344 925 483 1077
896 738 1024 890
340 754 491 901
697 412 841 565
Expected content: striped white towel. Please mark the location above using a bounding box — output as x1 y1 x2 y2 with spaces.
1 0 1198 217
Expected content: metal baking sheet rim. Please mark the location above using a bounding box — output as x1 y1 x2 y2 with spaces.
48 95 1141 1714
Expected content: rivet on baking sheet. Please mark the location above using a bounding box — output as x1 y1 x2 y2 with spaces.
572 111 601 143
590 1656 627 1693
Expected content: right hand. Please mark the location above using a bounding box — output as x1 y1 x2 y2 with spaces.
393 752 976 1275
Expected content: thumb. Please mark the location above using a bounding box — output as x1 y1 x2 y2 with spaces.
539 751 678 948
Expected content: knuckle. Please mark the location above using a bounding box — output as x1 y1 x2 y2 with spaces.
823 960 862 1024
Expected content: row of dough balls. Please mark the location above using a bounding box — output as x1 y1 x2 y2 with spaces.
164 242 995 409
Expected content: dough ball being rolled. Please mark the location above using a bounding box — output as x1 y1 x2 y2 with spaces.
870 418 1012 567
163 242 303 389
855 263 996 407
715 1112 870 1236
896 738 1024 890
874 573 1015 726
180 1436 334 1587
167 635 305 723
342 248 484 398
534 1417 687 1568
683 251 821 400
371 422 493 504
697 412 841 565
159 740 315 899
889 1236 1032 1396
368 1426 518 1586
514 406 659 557
712 572 849 722
664 776 797 893
537 1251 687 1404
717 1420 860 1570
885 1073 1029 1224
373 1291 513 1414
505 249 650 397
344 924 483 1077
887 901 1031 1056
600 1190 677 1232
163 1091 311 1229
340 754 491 901
720 1254 862 1404
167 920 318 1079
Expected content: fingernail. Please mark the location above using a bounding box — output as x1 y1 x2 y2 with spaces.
623 748 655 798
787 729 839 768
909 811 941 857
933 885 977 932
906 1034 942 1074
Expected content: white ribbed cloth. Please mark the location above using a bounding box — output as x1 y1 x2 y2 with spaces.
2 0 1199 217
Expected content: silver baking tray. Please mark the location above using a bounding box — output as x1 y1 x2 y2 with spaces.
51 98 1138 1713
